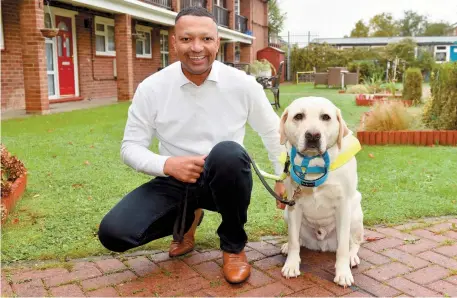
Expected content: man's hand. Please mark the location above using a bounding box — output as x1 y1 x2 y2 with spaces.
274 181 286 210
164 155 207 183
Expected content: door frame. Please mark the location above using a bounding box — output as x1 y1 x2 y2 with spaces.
47 7 79 99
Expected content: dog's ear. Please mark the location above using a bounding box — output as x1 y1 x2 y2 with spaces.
336 108 349 150
279 108 289 145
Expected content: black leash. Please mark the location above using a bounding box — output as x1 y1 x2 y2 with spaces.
247 154 295 207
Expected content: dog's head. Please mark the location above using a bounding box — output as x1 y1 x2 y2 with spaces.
279 97 349 155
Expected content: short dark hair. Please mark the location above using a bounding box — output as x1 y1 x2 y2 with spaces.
175 6 217 24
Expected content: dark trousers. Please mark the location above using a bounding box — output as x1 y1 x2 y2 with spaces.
98 141 253 254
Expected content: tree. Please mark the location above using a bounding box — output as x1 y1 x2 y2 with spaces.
398 10 427 36
423 22 451 36
350 20 369 37
268 0 287 35
369 13 399 37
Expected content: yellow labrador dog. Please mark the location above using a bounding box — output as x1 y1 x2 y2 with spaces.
279 96 364 287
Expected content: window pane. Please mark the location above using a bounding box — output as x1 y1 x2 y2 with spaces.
107 26 115 51
96 35 105 52
145 33 151 54
162 53 169 67
136 40 143 55
65 37 70 57
57 36 63 56
46 43 54 71
96 23 104 32
48 74 55 96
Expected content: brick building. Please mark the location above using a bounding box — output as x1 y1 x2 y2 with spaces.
0 0 269 113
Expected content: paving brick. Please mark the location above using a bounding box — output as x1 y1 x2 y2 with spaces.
381 248 430 270
203 280 253 297
374 227 414 240
303 270 353 296
125 256 160 277
364 228 386 240
11 267 69 282
49 284 85 297
193 261 223 280
86 286 120 297
95 258 127 273
417 250 457 269
252 254 286 271
387 277 440 296
116 274 165 297
363 237 404 252
364 262 411 282
182 250 221 265
1 277 13 297
245 249 266 262
237 281 293 297
427 222 453 233
433 243 457 257
267 267 316 291
444 230 457 240
350 259 376 275
299 248 336 267
394 222 421 231
43 266 102 287
149 252 170 263
343 290 373 296
81 270 137 291
397 238 438 255
403 265 450 284
246 267 274 287
158 259 199 280
290 286 335 297
446 275 457 285
358 247 391 265
411 229 452 242
11 279 48 297
352 273 401 297
427 280 457 296
157 276 210 296
246 241 281 256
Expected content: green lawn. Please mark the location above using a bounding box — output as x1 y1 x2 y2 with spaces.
1 83 456 263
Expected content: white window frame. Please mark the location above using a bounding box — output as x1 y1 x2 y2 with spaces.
1 8 4 50
160 30 169 67
434 45 449 63
135 25 152 59
95 16 116 56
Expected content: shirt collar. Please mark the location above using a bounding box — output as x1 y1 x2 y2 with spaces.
177 60 220 87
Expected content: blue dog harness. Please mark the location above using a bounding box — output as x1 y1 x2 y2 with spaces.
290 146 330 187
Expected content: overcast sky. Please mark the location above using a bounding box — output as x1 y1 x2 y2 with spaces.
278 0 457 44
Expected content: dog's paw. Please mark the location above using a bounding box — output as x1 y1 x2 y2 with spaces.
349 253 360 268
280 242 289 255
334 264 354 287
281 254 301 279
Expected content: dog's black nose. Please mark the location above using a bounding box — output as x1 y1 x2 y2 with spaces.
305 132 321 141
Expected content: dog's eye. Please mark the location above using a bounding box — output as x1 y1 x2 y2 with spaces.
293 113 304 121
321 114 331 121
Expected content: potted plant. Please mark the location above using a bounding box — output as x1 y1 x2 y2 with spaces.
1 145 27 225
40 1 60 38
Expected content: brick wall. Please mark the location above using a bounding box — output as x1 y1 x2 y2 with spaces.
115 14 134 101
76 13 117 100
1 0 25 110
251 0 268 57
133 29 161 90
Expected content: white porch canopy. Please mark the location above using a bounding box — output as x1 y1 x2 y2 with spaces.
61 0 255 44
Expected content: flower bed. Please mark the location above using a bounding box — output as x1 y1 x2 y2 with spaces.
355 94 412 107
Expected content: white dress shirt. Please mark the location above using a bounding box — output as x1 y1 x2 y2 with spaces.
121 60 286 177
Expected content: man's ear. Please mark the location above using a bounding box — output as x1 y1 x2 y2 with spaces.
336 108 349 150
279 108 289 145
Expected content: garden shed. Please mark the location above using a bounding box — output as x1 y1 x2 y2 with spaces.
257 46 285 82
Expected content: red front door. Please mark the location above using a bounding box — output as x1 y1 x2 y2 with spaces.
56 16 75 96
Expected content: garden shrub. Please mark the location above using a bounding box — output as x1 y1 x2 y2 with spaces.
364 101 413 132
346 84 369 94
422 62 457 130
402 67 422 105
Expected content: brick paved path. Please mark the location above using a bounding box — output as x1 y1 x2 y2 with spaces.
2 217 457 297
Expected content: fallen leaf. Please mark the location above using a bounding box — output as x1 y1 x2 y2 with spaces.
12 218 19 224
47 129 54 133
68 141 73 145
32 194 40 198
83 160 90 165
365 236 385 242
52 155 57 158
72 183 84 189
90 128 94 132
452 200 456 204
88 196 92 200
90 145 95 148
368 153 374 158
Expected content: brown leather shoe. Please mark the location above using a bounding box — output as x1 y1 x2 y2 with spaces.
169 209 204 257
222 250 251 284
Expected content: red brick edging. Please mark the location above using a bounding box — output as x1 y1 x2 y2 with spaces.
357 130 457 146
355 94 412 107
1 173 27 224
